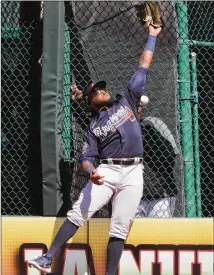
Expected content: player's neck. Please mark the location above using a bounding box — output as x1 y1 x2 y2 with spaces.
99 106 109 112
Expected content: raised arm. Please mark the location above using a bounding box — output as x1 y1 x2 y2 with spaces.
128 26 162 96
138 25 162 69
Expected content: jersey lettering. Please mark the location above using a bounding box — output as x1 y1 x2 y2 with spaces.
93 106 135 138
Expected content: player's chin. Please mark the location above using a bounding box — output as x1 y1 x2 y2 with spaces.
95 181 104 185
103 97 114 107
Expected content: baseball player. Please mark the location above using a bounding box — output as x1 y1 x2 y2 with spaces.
136 116 179 217
28 25 162 274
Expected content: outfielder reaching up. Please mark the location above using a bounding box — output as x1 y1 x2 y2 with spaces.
28 25 162 274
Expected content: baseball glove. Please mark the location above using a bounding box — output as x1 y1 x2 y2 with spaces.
135 2 164 29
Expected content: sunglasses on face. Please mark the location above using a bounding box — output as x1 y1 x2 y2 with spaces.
89 88 107 100
91 88 102 97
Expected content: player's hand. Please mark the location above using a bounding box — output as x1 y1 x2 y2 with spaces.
148 25 162 37
70 84 83 101
90 169 104 185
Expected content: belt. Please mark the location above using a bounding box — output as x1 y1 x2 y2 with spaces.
100 158 143 166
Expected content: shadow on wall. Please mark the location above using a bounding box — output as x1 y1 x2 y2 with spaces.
57 159 74 217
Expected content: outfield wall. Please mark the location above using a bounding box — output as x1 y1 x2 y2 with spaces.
2 217 214 275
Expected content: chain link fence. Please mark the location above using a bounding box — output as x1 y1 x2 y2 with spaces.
1 1 214 217
187 1 214 217
65 1 214 218
65 1 183 218
1 1 43 215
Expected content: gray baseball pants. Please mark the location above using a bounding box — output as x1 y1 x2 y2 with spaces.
67 163 144 239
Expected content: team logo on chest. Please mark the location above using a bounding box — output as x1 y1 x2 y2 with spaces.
93 106 136 137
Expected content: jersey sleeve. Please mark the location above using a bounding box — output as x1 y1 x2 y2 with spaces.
124 67 148 105
80 127 99 164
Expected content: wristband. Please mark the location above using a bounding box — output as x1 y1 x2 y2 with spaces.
144 35 157 52
85 167 93 176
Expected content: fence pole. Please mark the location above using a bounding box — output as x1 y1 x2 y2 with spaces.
41 2 65 216
176 2 197 217
191 52 202 217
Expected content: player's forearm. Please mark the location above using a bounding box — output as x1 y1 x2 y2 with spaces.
81 160 95 176
138 35 157 69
